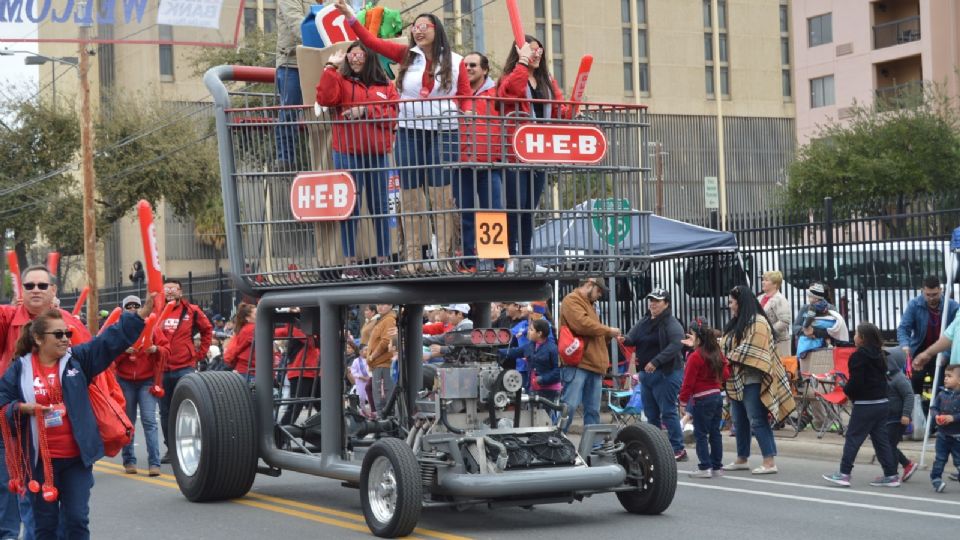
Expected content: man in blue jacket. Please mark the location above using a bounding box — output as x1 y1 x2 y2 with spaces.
898 275 959 404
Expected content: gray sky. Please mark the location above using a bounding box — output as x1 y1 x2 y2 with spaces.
0 22 40 93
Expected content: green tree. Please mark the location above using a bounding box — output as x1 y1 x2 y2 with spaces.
0 96 81 268
786 88 960 214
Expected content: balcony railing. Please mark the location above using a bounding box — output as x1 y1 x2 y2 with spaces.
873 16 920 49
874 80 925 112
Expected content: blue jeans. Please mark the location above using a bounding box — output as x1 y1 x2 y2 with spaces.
730 383 778 459
0 448 21 539
560 367 602 433
453 168 504 265
931 434 960 481
118 377 161 468
504 169 547 256
32 457 93 540
333 151 391 257
160 366 195 449
275 66 303 165
690 392 724 470
393 128 459 189
640 369 684 452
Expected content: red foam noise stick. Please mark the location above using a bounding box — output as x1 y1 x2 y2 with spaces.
71 287 89 317
506 0 526 48
135 313 158 351
46 252 59 277
137 200 164 299
6 251 21 302
567 54 593 119
96 307 122 336
149 301 177 398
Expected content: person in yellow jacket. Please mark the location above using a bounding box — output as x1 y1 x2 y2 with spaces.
558 278 621 432
367 304 397 414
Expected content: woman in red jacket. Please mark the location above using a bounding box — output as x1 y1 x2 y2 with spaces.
679 319 730 478
497 36 567 271
316 41 399 278
224 303 256 382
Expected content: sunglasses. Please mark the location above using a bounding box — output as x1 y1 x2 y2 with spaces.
124 304 141 310
411 22 435 33
23 282 51 291
43 330 73 340
347 50 366 61
465 62 480 68
529 48 544 57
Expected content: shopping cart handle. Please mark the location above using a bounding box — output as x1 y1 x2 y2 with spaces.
205 65 276 106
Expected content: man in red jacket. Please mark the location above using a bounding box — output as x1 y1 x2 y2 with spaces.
0 265 92 539
157 279 212 463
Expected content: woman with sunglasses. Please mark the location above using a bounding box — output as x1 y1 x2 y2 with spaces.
335 0 472 274
0 294 154 539
497 36 567 272
316 41 400 278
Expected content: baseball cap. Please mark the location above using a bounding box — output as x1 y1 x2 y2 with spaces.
530 301 547 315
646 288 671 302
444 303 471 315
807 282 826 299
121 295 141 309
424 305 442 312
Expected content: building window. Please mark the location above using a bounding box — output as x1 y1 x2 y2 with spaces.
159 25 174 81
443 0 474 49
536 0 564 92
808 13 832 47
622 0 649 96
810 75 835 108
243 3 276 34
704 0 728 97
780 0 791 100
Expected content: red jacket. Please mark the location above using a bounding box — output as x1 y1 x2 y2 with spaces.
224 323 255 375
496 66 567 162
0 305 91 373
679 348 731 406
275 325 319 379
114 325 170 382
460 80 504 163
158 300 212 371
422 321 453 336
315 68 399 155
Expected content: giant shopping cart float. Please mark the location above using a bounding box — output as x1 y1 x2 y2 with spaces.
168 65 675 538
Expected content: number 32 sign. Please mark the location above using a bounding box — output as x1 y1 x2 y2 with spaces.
475 212 509 259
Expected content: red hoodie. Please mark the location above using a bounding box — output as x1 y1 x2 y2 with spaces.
275 326 319 379
114 325 171 382
496 66 567 163
679 348 731 406
0 305 91 373
460 81 504 163
158 300 212 372
315 68 399 155
224 322 255 375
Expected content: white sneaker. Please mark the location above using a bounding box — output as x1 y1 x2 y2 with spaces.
688 469 712 479
711 468 724 478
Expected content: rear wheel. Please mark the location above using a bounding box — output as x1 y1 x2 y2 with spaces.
171 372 258 501
360 438 422 538
615 423 677 514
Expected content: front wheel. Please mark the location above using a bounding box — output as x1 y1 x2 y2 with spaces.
360 438 422 538
615 423 677 515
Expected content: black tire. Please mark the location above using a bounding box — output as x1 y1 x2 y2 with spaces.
170 372 258 502
615 423 677 515
360 438 422 538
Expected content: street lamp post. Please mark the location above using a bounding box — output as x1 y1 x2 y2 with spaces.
22 55 79 112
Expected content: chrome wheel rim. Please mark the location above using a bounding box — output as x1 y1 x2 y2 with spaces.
367 456 398 524
176 399 202 476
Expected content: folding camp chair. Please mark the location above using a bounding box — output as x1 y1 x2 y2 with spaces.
605 386 643 427
811 347 854 439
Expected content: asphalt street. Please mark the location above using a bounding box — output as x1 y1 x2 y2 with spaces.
89 430 960 540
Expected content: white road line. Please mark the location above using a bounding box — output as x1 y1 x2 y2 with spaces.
708 474 960 506
678 482 960 520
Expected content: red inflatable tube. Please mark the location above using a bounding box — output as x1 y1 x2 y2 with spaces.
6 251 20 302
148 301 177 398
137 200 164 299
96 307 122 336
71 287 89 317
46 252 59 277
567 54 593 119
506 0 525 48
135 313 158 351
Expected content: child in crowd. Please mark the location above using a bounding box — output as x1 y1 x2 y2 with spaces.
350 346 373 417
680 319 730 478
884 347 917 482
500 319 561 421
823 322 900 488
930 364 960 492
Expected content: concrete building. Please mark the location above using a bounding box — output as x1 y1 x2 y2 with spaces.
791 0 958 145
35 0 797 291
